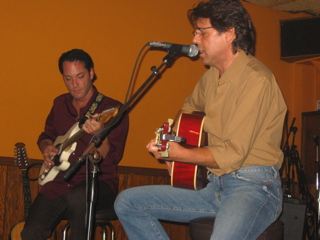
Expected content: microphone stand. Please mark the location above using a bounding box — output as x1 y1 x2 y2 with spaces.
86 151 101 240
63 48 182 240
314 135 320 238
281 117 296 197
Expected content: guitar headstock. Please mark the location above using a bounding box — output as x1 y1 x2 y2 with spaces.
14 142 29 170
97 107 119 123
155 119 174 157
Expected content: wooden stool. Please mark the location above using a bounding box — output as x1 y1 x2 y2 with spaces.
189 217 283 240
62 207 118 240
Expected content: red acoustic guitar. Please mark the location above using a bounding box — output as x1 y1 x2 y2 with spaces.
155 113 206 190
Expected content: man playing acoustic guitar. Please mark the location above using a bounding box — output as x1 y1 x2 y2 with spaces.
21 49 129 240
115 0 287 239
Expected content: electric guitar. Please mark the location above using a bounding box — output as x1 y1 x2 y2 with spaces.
155 113 206 190
10 142 32 240
38 107 118 186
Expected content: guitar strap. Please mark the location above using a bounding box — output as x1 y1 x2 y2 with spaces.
78 93 105 127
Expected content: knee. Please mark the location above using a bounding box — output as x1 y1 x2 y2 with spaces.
114 188 139 215
21 223 51 240
115 185 162 216
114 190 130 214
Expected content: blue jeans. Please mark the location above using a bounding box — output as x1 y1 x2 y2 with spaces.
115 165 283 240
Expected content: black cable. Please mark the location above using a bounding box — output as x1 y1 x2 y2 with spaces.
124 43 149 104
26 163 43 181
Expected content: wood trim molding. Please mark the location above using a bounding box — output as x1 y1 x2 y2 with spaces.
0 156 168 176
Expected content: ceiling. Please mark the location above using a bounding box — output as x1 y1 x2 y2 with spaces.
243 0 320 16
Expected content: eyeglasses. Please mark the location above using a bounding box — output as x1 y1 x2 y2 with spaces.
193 27 214 36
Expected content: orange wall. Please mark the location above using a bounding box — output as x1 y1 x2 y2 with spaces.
0 1 316 169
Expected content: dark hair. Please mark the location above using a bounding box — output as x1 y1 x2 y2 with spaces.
58 49 97 82
188 0 256 55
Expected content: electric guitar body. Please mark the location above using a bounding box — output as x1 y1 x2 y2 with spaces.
38 123 80 186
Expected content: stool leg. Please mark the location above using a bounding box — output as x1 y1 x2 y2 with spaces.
63 221 116 240
97 222 116 240
62 223 70 240
106 222 116 240
105 222 116 240
98 224 106 240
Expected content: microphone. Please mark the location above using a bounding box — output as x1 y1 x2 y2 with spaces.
148 41 198 57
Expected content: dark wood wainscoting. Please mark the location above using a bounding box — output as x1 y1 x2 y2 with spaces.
0 156 191 240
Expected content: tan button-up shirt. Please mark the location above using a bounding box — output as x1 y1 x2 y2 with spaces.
182 51 287 176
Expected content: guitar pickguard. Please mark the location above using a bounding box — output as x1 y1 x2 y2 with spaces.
38 123 79 186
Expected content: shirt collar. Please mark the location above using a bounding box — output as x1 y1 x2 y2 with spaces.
218 50 250 85
65 85 99 114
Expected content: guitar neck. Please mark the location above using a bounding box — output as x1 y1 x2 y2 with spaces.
59 129 86 151
21 169 32 219
57 108 117 152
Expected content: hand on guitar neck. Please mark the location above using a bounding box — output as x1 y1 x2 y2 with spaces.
81 113 106 135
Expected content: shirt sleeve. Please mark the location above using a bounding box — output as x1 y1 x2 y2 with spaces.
37 103 57 148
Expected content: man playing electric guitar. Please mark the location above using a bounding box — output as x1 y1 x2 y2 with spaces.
21 49 129 240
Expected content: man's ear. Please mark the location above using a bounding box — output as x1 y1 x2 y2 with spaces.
90 68 95 81
225 27 236 43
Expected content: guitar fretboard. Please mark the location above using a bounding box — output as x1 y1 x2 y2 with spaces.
21 169 31 218
60 129 86 151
